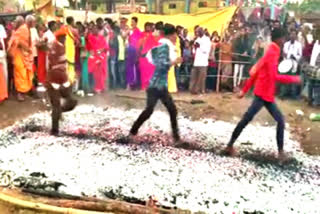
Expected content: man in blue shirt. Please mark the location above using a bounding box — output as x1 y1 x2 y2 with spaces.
129 24 183 142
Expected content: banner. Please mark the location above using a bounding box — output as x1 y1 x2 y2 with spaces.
130 6 238 35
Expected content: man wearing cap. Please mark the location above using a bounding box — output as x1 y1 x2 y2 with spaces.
46 27 78 136
225 28 301 161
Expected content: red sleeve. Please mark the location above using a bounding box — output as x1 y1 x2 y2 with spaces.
276 75 301 84
242 74 257 94
242 54 266 94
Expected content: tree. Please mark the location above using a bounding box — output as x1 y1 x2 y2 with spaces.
299 0 320 13
286 0 320 15
0 1 4 12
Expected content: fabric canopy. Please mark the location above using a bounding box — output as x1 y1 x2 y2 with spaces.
130 6 238 35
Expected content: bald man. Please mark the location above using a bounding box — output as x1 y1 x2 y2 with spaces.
9 15 35 101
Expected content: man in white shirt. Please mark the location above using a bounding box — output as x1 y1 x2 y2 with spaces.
283 30 302 74
282 30 303 99
189 27 211 94
31 27 39 57
43 21 57 73
43 21 57 46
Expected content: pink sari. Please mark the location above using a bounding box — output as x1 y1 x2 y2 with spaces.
87 34 108 92
139 32 157 90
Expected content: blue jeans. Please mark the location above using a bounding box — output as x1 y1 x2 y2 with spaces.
117 60 126 89
228 96 285 152
109 57 117 89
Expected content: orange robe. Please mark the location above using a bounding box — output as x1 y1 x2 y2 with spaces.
9 24 34 93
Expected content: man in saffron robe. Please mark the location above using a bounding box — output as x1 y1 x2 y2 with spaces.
87 25 109 93
9 15 35 102
139 22 156 90
46 27 77 136
7 16 24 96
126 17 142 90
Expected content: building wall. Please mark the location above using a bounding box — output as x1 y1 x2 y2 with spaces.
89 0 221 14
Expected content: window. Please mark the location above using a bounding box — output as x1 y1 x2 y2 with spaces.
169 3 176 9
198 2 208 7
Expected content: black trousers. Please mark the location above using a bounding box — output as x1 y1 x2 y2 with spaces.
130 88 180 141
46 83 78 134
228 96 285 152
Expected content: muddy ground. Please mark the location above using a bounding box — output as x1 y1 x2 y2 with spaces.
0 90 319 155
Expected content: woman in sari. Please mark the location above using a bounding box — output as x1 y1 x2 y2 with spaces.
126 17 142 90
87 25 109 93
80 25 92 95
0 60 7 103
37 23 48 84
138 22 156 90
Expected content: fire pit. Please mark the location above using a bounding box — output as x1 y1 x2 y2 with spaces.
0 105 319 213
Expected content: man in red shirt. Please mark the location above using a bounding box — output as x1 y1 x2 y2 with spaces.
225 28 301 160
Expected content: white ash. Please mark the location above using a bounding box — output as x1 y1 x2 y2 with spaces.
0 105 319 213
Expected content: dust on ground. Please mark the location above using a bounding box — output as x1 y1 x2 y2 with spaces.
0 90 319 155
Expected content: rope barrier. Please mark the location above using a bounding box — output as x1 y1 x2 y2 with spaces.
178 74 250 80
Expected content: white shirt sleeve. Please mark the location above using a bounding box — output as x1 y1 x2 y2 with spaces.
283 42 289 56
296 42 302 61
0 25 7 39
310 41 320 66
146 50 153 65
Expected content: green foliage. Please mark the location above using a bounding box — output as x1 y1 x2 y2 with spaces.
285 0 320 14
299 0 320 13
0 1 4 12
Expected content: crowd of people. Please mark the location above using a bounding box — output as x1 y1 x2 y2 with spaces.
0 14 319 105
0 14 271 104
0 12 319 160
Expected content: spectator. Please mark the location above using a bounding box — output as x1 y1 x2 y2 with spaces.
189 27 211 94
280 30 302 99
0 18 8 92
139 22 156 90
219 35 233 91
0 19 7 103
233 27 250 91
116 25 128 89
9 15 35 101
65 17 78 85
87 25 109 94
126 17 142 90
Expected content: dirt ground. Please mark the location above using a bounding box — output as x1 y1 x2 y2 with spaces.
0 90 319 155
